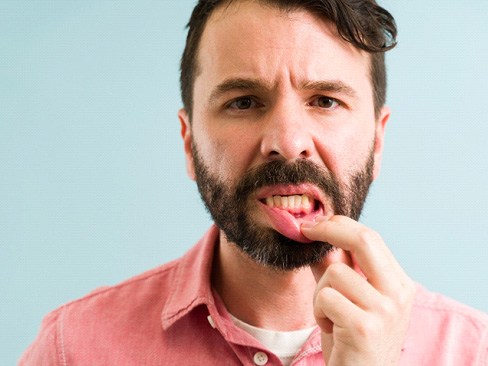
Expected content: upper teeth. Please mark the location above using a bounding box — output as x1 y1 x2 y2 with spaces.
265 194 313 211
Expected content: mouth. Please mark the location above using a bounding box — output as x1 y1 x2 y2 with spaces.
255 185 328 243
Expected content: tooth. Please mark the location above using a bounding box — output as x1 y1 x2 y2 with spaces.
293 195 302 209
302 195 311 210
268 195 316 211
288 195 295 209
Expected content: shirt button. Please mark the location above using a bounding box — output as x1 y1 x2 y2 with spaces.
253 351 268 365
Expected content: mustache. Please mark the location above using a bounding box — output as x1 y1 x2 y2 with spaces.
234 159 342 202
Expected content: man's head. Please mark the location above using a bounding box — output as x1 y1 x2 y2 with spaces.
178 0 397 270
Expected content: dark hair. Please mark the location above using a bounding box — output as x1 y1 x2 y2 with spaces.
180 0 397 119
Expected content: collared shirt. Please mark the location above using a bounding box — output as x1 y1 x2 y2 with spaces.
20 226 488 365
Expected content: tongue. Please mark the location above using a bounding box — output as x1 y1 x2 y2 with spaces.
265 207 316 243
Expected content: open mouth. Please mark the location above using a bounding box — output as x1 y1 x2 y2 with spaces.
255 185 327 243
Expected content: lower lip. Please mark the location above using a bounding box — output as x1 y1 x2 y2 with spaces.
259 201 324 243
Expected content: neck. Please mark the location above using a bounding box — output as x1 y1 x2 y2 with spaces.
212 231 318 331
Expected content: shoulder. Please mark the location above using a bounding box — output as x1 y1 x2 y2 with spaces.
19 259 182 365
37 226 218 323
74 258 179 304
403 284 488 365
59 257 182 321
19 226 220 364
413 284 488 330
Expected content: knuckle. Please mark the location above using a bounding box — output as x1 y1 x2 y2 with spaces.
378 298 396 318
355 316 377 338
325 262 348 279
357 228 382 247
314 286 335 307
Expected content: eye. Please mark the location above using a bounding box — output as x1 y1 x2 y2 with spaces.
228 96 257 110
310 96 340 110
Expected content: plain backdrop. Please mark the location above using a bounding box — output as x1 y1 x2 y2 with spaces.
1 1 487 364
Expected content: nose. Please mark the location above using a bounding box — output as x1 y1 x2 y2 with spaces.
260 100 314 161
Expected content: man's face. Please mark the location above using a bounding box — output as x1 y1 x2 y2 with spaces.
179 1 389 270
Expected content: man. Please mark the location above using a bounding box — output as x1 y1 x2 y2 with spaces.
20 0 488 365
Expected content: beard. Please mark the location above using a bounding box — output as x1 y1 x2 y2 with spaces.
192 141 375 271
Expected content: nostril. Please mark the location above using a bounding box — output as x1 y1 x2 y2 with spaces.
266 150 282 160
267 150 311 161
299 149 311 159
260 131 313 160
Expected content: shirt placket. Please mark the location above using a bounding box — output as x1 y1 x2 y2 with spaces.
207 310 323 366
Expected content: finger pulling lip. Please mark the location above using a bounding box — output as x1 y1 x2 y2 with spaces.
259 201 325 243
254 184 329 243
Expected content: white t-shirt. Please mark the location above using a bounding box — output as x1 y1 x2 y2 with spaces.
230 315 316 366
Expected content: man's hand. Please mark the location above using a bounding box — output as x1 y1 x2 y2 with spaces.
301 216 415 365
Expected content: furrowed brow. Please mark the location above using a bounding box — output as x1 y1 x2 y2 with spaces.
208 78 270 105
301 80 358 99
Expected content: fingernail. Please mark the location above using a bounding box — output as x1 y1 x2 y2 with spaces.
314 215 329 223
302 216 328 230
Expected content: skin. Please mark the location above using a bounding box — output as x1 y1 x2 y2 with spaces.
178 1 415 364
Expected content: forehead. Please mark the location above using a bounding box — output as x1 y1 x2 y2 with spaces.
194 0 372 102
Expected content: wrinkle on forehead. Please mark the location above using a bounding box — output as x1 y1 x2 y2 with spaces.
194 0 374 116
194 0 358 78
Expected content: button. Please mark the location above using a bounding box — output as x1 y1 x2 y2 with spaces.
207 315 216 329
253 351 268 365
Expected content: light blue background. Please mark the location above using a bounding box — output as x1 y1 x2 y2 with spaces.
1 1 487 364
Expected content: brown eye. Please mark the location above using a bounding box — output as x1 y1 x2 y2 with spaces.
316 96 338 109
230 97 253 110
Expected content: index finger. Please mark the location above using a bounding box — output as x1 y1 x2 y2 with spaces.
302 216 408 294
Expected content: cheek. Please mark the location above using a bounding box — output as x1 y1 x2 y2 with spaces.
219 139 259 180
195 128 257 182
314 122 375 176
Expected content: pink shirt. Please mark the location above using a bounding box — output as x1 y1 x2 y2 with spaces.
20 226 488 365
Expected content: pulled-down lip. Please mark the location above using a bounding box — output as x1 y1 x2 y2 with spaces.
253 184 330 243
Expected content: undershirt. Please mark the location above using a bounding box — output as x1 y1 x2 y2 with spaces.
230 315 316 366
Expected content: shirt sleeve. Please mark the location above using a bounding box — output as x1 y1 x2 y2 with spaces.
18 309 62 366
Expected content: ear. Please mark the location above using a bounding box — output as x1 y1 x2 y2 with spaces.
178 108 196 180
372 106 390 180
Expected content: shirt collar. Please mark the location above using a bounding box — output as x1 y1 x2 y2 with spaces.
160 224 323 353
161 225 219 330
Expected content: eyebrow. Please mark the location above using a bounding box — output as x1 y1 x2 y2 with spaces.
300 80 358 99
208 78 270 105
208 77 358 105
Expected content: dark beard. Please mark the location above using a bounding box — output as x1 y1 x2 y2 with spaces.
192 142 374 271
